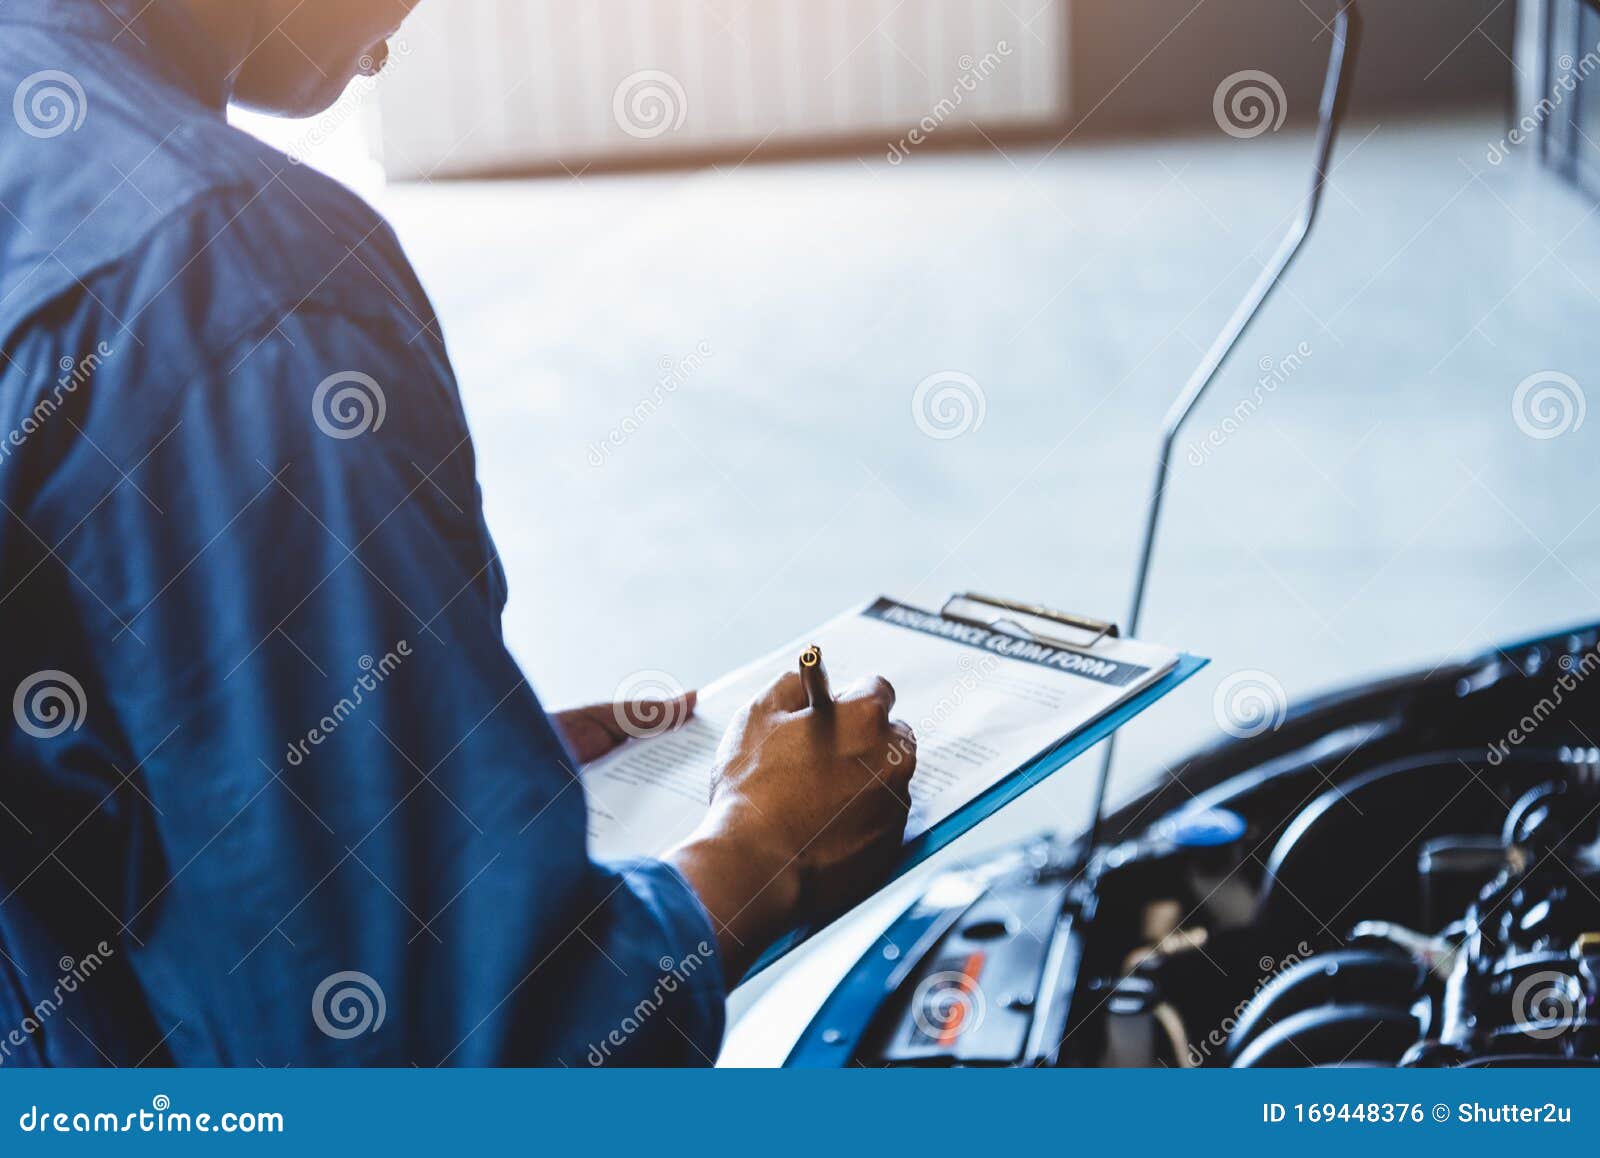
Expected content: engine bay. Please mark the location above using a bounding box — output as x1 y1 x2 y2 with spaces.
788 624 1600 1067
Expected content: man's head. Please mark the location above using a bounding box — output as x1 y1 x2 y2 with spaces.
192 0 420 118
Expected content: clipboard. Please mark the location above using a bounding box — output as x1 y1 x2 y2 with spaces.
744 592 1207 978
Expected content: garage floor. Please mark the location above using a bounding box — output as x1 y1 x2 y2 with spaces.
375 113 1600 1056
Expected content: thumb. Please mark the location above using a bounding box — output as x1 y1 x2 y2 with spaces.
554 692 697 765
612 690 698 739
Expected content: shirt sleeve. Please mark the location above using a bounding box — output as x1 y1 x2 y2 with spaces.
24 289 726 1066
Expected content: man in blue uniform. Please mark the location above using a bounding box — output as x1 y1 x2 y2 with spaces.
0 0 916 1065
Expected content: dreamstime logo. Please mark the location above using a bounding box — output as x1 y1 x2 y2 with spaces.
13 70 88 139
1511 970 1576 1040
311 971 386 1040
0 342 114 469
0 941 114 1068
890 652 999 774
1511 371 1585 440
1185 941 1315 1066
312 371 387 440
1487 645 1600 766
1489 46 1600 164
284 643 412 768
286 38 413 165
13 671 87 739
585 941 714 1065
586 341 713 468
1212 670 1287 739
17 1095 283 1134
1187 342 1313 466
893 654 1002 834
611 671 691 739
1213 70 1287 139
886 41 1013 163
612 70 687 140
911 971 986 1040
912 371 987 440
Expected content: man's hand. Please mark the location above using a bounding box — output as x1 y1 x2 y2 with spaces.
553 692 698 764
668 671 917 981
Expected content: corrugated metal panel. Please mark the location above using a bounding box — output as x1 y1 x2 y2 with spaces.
376 0 1067 179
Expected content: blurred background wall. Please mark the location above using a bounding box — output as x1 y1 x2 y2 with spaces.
356 0 1516 181
372 0 1067 178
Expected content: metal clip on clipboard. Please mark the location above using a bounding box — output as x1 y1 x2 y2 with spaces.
939 592 1119 655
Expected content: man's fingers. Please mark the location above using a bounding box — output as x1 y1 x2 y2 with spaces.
837 675 896 716
831 677 898 754
556 692 696 764
756 671 807 714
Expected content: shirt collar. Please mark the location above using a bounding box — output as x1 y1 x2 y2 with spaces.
0 0 234 113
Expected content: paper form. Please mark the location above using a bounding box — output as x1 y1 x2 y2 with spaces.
583 596 1180 862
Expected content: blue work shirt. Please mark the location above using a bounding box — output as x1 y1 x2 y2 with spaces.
0 0 724 1066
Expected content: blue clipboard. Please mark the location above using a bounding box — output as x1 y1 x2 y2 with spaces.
745 648 1208 979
